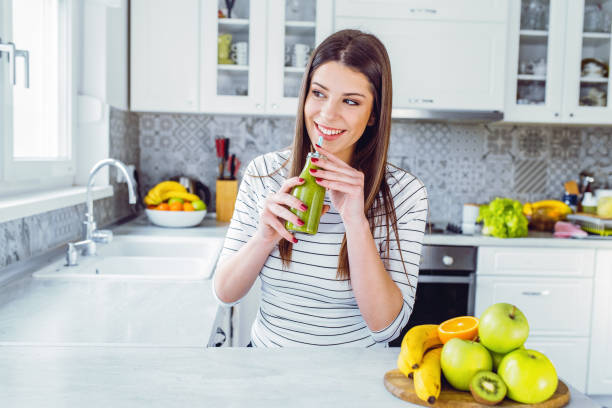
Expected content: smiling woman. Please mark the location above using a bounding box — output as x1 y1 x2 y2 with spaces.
213 29 429 347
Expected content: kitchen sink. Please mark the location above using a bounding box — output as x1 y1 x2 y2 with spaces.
32 235 224 280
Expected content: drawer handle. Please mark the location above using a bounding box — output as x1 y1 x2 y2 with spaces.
522 290 550 296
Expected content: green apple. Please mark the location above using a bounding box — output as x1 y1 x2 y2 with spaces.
167 197 184 205
192 199 207 211
498 349 558 404
441 338 493 391
479 303 529 353
489 345 525 372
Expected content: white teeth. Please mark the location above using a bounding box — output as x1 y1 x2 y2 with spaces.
318 124 343 135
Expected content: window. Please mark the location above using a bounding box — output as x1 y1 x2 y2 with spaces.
0 0 76 196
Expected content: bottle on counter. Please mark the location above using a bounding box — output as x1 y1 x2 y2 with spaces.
286 151 326 235
581 192 597 214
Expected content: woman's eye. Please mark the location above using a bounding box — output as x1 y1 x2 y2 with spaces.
344 99 358 106
312 90 324 98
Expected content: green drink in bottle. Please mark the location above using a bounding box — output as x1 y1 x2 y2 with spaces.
286 141 326 235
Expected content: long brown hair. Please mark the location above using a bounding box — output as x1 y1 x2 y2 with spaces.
275 29 409 282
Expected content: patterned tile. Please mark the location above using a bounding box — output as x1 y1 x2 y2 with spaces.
0 219 29 268
484 125 515 159
514 160 548 193
550 128 581 160
516 127 550 159
547 160 581 199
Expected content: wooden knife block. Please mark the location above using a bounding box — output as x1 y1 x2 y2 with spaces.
216 179 238 222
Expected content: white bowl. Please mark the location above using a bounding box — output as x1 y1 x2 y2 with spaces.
145 209 207 228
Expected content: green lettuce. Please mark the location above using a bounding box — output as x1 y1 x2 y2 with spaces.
477 198 528 238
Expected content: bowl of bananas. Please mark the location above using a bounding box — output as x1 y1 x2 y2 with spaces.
144 181 207 228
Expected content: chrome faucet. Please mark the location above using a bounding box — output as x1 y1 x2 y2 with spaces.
66 159 137 266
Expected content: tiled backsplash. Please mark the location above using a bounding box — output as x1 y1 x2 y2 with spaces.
0 108 140 270
138 113 612 222
2 108 611 271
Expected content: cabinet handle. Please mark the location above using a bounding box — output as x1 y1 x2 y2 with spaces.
0 39 16 85
442 255 454 266
569 113 574 117
554 112 559 117
271 103 278 109
256 103 262 109
522 290 550 296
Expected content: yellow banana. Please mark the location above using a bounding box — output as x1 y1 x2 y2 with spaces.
413 347 442 404
523 200 572 217
160 190 200 203
152 181 187 195
396 347 413 378
402 324 442 369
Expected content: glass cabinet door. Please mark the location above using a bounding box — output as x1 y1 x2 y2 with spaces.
504 0 567 122
563 0 612 123
200 0 266 113
266 0 333 115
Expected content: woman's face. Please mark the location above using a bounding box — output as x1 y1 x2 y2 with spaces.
304 61 375 163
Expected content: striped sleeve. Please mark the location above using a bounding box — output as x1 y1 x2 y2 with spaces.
370 174 428 344
212 159 264 307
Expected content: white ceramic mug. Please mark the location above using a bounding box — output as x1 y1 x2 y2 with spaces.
230 42 248 65
462 203 480 235
292 43 311 67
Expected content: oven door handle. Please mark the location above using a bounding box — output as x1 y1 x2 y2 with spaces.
418 275 473 284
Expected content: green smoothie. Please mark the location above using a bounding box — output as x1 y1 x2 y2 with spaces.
286 152 326 235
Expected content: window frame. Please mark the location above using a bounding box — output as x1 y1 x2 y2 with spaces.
0 0 78 197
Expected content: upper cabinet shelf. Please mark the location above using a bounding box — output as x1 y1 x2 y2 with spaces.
505 0 612 124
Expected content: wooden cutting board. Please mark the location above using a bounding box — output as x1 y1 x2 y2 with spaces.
384 369 570 408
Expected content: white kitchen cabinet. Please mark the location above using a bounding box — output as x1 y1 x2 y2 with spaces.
475 246 595 393
131 0 333 115
334 0 508 114
505 0 612 124
130 0 200 112
587 250 612 395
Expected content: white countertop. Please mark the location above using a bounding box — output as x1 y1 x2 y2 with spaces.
121 213 612 249
0 347 600 408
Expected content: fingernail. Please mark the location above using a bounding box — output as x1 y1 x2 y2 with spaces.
300 204 308 211
297 219 305 226
292 237 298 243
298 177 304 182
316 177 323 182
309 168 317 173
316 144 322 148
311 158 319 163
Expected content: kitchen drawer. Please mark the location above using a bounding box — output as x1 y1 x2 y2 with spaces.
524 336 589 393
335 0 508 22
475 276 593 337
478 247 595 278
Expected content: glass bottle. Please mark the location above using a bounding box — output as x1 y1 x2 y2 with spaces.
286 151 326 234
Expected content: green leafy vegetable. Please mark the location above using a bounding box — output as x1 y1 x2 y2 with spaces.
477 198 528 238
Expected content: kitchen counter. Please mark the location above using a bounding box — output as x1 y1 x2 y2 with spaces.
0 347 600 408
118 214 612 249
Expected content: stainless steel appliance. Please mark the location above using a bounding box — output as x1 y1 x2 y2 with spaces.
389 244 477 347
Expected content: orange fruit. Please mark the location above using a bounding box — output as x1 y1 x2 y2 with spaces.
169 201 183 211
156 203 170 211
437 316 479 344
183 202 195 211
147 204 156 209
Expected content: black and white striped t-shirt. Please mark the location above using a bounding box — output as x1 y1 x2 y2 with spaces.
212 150 428 347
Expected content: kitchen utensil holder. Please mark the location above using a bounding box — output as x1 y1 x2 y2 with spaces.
216 179 238 222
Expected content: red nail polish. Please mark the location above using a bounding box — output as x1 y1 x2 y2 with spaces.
292 237 298 243
311 158 319 163
316 144 322 148
300 204 308 211
297 219 305 226
316 177 323 182
309 168 317 173
298 177 304 182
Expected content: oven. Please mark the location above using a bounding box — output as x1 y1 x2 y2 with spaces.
389 245 477 347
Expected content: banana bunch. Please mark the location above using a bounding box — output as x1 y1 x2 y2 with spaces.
523 200 572 217
396 324 443 404
144 181 200 206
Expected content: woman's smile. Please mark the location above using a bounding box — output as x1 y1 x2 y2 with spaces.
314 122 347 141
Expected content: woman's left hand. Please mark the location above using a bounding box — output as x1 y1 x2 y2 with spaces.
310 145 366 225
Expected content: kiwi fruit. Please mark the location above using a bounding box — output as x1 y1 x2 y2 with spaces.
469 371 507 405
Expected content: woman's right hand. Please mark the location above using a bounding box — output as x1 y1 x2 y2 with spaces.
254 177 308 245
